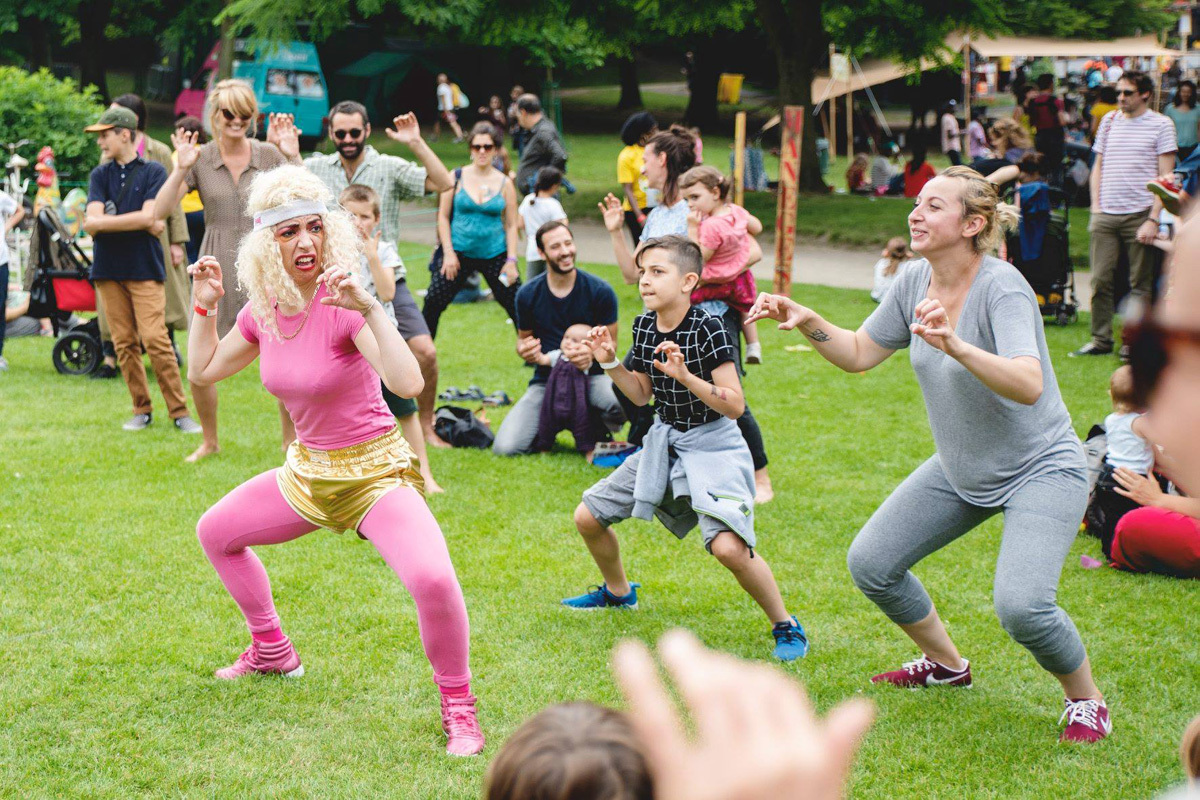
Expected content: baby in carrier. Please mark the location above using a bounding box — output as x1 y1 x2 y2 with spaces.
533 323 605 458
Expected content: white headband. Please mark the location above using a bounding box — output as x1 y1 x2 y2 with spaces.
252 200 328 232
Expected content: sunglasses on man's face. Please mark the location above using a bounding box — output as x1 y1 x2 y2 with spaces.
221 108 252 122
471 143 495 152
1125 313 1200 402
1117 89 1139 97
333 128 363 141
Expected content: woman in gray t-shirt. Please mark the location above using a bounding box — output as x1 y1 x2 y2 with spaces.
749 168 1111 744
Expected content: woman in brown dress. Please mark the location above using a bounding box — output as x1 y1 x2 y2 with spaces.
156 80 288 461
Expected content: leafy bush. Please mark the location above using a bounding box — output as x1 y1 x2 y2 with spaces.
0 67 106 191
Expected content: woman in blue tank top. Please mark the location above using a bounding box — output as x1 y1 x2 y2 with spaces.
423 121 520 338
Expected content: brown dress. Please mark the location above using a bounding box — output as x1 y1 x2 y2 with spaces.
185 139 286 336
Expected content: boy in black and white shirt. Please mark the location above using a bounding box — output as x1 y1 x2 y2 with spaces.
561 234 809 662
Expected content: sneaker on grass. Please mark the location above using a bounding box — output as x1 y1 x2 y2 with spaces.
123 413 152 431
174 416 202 433
1059 698 1112 743
441 692 486 756
771 616 809 661
1069 342 1112 358
90 363 119 379
215 636 304 680
871 654 972 688
0 356 8 372
561 582 640 610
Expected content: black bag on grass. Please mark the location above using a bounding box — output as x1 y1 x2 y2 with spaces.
434 405 494 449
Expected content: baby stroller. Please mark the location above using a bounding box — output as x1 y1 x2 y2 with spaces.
25 207 102 375
1003 184 1078 326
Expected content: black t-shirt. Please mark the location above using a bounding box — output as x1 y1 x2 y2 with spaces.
514 270 618 385
623 306 736 431
87 157 167 282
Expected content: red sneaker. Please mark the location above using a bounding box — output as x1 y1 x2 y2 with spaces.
871 655 972 689
1059 698 1112 743
214 637 304 680
441 693 485 756
1148 176 1186 216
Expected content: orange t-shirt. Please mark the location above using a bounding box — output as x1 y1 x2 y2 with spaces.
904 161 936 198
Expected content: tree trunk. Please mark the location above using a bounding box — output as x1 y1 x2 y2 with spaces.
683 43 720 131
218 0 236 80
26 16 53 70
617 56 643 109
755 0 827 192
76 0 115 101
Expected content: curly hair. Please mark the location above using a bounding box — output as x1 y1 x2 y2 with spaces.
236 165 361 340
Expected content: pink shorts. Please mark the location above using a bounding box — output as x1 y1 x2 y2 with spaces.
441 110 458 124
691 270 758 313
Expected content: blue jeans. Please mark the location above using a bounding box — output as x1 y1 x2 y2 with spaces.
1175 147 1200 196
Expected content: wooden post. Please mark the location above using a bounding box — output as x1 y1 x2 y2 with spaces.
733 111 746 205
962 35 971 154
773 105 803 295
845 90 853 159
828 44 837 158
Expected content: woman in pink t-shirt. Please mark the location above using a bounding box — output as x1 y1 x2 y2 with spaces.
678 165 765 363
185 166 484 757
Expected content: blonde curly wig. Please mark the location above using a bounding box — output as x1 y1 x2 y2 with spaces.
236 165 361 339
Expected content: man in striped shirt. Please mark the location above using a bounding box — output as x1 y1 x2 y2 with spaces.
1074 70 1176 359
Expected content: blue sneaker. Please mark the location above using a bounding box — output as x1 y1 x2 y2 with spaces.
772 616 809 661
561 583 640 610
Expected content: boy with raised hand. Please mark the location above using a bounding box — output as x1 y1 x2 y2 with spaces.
561 234 808 661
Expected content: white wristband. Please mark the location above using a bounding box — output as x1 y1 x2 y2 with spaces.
599 358 620 370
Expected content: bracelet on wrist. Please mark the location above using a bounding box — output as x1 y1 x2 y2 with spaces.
194 303 216 317
599 358 621 370
505 256 518 264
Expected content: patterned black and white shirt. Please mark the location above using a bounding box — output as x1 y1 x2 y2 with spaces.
623 306 736 432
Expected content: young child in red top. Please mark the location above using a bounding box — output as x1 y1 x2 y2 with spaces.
679 165 765 364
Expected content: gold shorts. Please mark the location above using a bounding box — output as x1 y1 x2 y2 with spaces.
277 426 425 535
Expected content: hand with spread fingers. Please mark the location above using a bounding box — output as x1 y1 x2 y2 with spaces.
652 341 689 382
599 193 625 232
188 256 225 308
1112 467 1165 506
267 113 301 160
387 113 423 146
910 298 963 356
746 292 812 331
586 325 617 364
613 630 875 800
319 267 375 314
172 128 201 170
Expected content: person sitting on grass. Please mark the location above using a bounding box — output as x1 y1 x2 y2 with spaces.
532 322 606 459
340 183 442 493
846 153 872 194
679 165 765 364
870 236 912 302
561 235 809 662
903 143 937 198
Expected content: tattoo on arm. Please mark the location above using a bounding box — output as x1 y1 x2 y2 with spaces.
709 385 728 401
805 328 832 343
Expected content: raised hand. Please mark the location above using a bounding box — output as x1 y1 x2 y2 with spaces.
267 113 300 160
910 298 961 356
613 630 874 800
319 267 375 313
171 128 201 170
188 256 225 308
652 340 689 381
585 325 617 364
386 113 422 146
516 335 544 365
598 193 625 232
745 293 811 331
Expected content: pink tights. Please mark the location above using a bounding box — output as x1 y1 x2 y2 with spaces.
197 469 471 691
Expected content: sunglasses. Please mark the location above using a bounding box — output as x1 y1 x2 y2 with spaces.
333 128 363 141
470 143 496 152
1125 311 1200 402
220 108 253 122
1117 89 1140 97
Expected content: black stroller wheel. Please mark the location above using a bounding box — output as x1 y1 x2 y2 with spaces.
53 331 100 376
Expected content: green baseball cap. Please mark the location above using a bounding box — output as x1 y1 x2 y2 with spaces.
84 106 138 133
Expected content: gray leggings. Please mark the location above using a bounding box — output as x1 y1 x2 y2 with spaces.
846 456 1089 675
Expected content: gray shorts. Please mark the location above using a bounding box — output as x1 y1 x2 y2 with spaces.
581 449 735 551
392 279 431 341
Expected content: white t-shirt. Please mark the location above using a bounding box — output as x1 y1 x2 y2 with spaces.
870 258 902 302
940 113 961 154
1104 411 1154 473
436 83 454 112
1093 109 1177 214
518 193 567 261
358 240 403 327
0 193 17 266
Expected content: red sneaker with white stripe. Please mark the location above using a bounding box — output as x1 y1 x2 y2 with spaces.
1059 698 1112 743
214 637 304 680
870 655 972 688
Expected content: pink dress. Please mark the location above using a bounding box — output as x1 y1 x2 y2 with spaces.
690 204 758 313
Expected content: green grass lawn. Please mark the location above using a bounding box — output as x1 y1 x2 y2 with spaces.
1 251 1195 798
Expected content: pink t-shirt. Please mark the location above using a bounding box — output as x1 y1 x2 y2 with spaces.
697 204 751 283
237 284 395 450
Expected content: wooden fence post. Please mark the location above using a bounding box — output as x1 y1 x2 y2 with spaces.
733 111 746 206
773 105 803 295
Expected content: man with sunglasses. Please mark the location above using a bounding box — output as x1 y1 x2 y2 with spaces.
1074 70 1176 360
276 100 455 446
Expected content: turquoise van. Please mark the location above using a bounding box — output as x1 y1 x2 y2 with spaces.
175 40 330 141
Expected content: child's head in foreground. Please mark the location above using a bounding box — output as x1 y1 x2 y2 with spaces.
339 184 380 240
484 701 652 800
1109 365 1145 414
633 235 702 312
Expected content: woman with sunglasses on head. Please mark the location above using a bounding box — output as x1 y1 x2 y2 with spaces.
422 122 521 339
187 165 484 756
155 79 290 462
750 167 1112 744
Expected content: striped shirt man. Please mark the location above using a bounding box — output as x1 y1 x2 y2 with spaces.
1093 109 1177 214
304 145 427 245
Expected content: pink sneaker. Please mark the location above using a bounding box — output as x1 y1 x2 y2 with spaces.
440 693 485 756
871 655 972 689
1059 698 1112 743
214 637 304 680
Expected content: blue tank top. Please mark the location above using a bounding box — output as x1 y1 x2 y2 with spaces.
451 187 506 259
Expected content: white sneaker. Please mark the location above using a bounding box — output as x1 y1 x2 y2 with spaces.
174 416 203 434
745 342 763 364
123 413 152 431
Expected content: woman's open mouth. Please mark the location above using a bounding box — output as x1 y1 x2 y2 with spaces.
294 254 317 271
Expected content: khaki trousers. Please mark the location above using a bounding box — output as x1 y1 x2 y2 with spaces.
95 280 189 419
1088 209 1156 349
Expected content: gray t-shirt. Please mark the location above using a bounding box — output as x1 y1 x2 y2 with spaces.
863 255 1084 506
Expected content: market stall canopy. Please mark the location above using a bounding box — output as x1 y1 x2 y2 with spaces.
813 32 1182 100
